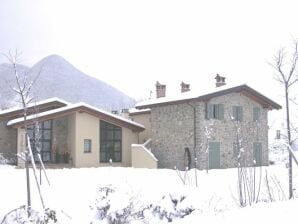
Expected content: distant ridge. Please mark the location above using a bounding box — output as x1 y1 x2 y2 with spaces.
0 55 136 110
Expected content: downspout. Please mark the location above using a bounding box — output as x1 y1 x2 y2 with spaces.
187 102 198 187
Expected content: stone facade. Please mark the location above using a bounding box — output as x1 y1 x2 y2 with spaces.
150 92 268 169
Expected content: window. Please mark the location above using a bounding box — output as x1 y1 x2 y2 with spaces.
206 103 224 120
232 106 243 121
100 121 122 163
84 139 92 153
253 107 260 122
27 120 52 162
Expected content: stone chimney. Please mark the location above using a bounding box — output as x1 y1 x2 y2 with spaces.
156 81 166 98
215 74 226 87
180 81 190 93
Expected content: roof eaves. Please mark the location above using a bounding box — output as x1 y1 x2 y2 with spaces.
8 103 145 132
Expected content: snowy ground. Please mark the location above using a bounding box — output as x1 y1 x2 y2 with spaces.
0 161 298 223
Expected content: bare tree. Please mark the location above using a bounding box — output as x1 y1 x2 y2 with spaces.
3 50 42 216
269 41 298 199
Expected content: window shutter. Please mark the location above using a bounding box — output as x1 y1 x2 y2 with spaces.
239 106 243 121
206 103 213 119
218 104 224 120
253 107 260 122
232 106 237 120
209 142 220 169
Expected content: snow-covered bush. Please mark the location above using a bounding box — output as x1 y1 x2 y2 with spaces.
91 185 194 223
0 153 8 165
0 153 17 165
0 206 57 224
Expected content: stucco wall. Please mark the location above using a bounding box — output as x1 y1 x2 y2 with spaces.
73 112 139 168
17 127 26 167
0 119 17 162
150 92 269 169
130 113 152 143
132 144 158 169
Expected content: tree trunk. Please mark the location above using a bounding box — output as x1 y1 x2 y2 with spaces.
285 86 293 199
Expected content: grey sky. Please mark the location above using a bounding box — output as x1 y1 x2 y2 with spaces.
1 0 298 101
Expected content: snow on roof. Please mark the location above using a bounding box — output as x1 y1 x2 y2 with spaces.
129 108 151 115
0 97 69 115
136 83 281 109
136 83 245 108
7 102 145 130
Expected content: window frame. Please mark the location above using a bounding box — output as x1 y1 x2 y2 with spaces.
100 121 122 163
206 103 224 120
27 120 53 162
84 139 92 153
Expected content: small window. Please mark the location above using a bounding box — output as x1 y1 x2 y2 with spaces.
206 103 224 120
253 107 260 122
84 139 92 153
232 106 243 121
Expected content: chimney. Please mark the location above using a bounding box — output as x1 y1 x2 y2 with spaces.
180 81 190 93
215 74 226 87
111 110 118 115
156 81 166 98
120 108 129 119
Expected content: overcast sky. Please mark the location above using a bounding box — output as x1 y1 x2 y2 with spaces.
1 0 298 102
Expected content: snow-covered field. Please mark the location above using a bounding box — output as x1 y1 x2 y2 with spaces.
0 161 298 223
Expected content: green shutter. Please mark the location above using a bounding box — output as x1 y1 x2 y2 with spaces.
232 106 237 120
253 142 262 166
209 142 220 169
218 104 224 120
206 103 213 119
238 106 243 121
205 103 209 119
214 104 219 119
253 107 260 122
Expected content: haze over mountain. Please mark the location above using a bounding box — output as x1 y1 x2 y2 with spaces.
0 55 136 111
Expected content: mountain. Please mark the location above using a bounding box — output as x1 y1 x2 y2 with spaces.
0 55 136 110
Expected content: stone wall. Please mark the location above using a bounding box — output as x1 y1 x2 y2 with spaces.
151 104 194 169
197 92 268 169
0 119 17 163
150 92 269 169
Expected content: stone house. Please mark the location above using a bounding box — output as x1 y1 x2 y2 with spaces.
0 98 148 168
135 76 282 169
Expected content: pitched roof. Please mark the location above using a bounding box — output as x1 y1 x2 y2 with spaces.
7 102 145 132
136 84 282 110
0 97 69 120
